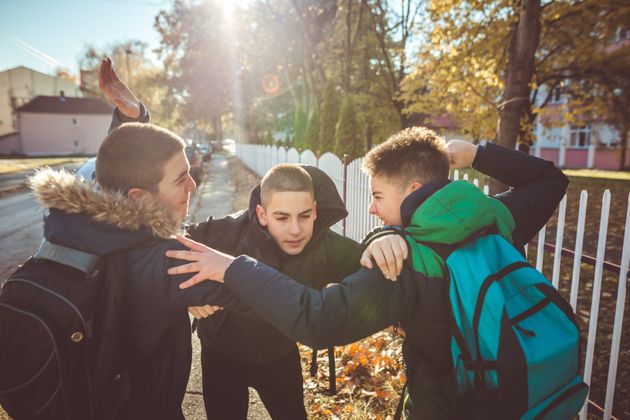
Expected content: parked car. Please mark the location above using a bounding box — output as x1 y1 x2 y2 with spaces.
185 145 203 185
198 143 213 162
76 157 96 181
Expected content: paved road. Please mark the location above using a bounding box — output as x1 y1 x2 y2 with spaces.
0 153 270 419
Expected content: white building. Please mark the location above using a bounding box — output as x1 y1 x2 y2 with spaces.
0 66 82 138
0 94 112 156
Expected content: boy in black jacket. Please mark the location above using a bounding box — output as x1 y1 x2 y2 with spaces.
167 127 568 419
27 123 248 419
99 58 362 419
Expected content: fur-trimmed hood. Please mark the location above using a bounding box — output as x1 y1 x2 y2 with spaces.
29 168 182 256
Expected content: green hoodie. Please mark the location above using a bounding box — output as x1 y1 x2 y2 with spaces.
405 180 515 277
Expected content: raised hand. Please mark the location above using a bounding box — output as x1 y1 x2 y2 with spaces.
446 140 479 169
99 57 140 118
165 235 236 288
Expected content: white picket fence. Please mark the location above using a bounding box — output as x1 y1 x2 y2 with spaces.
236 143 630 419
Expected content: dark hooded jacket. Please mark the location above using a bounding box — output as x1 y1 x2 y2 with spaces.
188 165 361 363
213 142 569 419
28 169 247 419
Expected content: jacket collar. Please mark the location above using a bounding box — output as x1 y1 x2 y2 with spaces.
401 179 451 227
29 168 182 240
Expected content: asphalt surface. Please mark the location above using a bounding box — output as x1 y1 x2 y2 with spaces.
183 153 271 419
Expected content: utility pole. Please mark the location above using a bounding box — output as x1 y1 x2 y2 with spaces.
125 48 133 91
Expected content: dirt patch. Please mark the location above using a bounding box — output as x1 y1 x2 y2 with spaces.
227 155 260 211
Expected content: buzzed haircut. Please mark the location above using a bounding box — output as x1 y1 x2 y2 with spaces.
96 122 186 194
260 164 315 208
362 126 450 188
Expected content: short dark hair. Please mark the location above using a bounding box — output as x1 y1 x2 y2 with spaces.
362 126 450 187
260 164 314 207
96 123 186 193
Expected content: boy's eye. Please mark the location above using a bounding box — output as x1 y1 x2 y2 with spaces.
300 214 311 219
276 217 288 222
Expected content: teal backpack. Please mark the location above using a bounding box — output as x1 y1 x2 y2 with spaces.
443 232 588 419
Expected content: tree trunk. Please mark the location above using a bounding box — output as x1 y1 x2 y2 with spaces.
494 0 541 194
620 123 629 170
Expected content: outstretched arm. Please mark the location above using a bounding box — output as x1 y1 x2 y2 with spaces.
166 236 418 348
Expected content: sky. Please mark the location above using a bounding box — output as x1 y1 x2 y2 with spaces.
0 0 168 77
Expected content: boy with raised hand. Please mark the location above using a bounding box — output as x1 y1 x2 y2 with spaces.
167 127 569 419
98 58 363 419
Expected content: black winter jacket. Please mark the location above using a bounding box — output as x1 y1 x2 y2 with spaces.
215 143 569 419
188 164 361 363
29 169 246 419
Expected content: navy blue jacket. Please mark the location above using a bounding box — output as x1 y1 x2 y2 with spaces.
30 169 244 419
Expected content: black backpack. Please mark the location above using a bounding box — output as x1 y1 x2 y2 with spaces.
0 240 129 419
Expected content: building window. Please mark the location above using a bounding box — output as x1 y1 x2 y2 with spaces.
72 118 78 125
73 140 79 147
569 125 591 148
550 86 562 104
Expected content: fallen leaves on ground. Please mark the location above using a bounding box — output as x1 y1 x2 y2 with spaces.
300 329 405 419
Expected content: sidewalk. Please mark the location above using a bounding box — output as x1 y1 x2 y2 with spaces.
182 151 271 420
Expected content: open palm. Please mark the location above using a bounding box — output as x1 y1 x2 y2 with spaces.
98 57 140 118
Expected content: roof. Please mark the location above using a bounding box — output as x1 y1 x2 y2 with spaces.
408 113 459 130
16 95 113 115
0 131 18 140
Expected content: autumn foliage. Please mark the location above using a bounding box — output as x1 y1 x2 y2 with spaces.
299 329 405 419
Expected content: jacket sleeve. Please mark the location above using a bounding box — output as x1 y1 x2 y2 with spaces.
152 241 259 318
186 210 248 252
222 255 418 348
108 102 150 133
472 142 569 249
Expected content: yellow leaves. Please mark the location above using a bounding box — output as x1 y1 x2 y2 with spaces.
299 330 405 419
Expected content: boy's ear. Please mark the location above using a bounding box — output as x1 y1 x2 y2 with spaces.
408 181 423 193
127 187 146 200
256 204 268 226
312 200 317 221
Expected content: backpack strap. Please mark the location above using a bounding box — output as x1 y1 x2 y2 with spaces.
414 225 499 262
327 347 336 394
33 240 101 275
393 382 408 420
309 347 338 394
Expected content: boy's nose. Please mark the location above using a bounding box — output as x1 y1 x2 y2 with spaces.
368 200 377 215
186 174 197 192
288 219 301 235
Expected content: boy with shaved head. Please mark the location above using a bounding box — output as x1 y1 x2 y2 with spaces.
185 161 361 420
